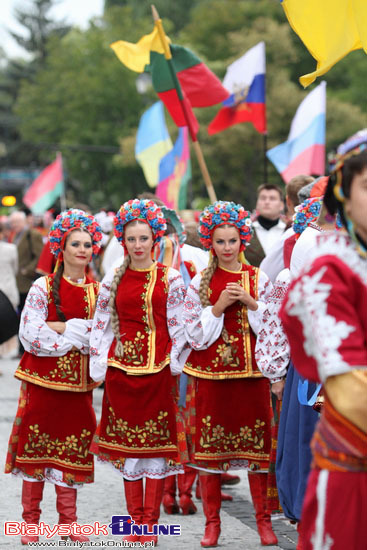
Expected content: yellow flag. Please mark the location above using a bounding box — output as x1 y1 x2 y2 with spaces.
282 0 367 87
110 26 169 73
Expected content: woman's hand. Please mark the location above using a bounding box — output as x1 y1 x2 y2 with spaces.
212 289 238 318
271 379 285 400
46 321 66 334
226 282 258 311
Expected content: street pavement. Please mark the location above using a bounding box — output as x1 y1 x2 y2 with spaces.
0 358 299 549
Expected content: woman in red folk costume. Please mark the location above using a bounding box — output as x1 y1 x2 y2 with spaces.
5 209 102 545
89 199 188 547
182 201 276 548
280 135 367 550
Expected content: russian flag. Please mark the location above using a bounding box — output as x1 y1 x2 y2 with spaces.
208 42 266 135
267 81 326 183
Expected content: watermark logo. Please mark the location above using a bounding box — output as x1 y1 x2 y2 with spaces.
109 516 181 537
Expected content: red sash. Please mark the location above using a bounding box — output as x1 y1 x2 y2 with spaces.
184 264 263 379
108 263 171 375
15 275 100 392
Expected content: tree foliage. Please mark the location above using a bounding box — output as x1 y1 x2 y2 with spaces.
1 0 366 210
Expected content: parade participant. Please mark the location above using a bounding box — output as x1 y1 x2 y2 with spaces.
182 201 276 548
89 199 188 547
280 137 367 550
5 209 102 545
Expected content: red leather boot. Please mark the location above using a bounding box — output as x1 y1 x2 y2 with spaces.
123 479 144 542
21 480 45 545
55 485 89 542
296 522 304 550
178 466 197 515
196 478 233 502
248 472 278 546
139 477 164 547
221 472 240 486
199 474 221 548
162 475 179 514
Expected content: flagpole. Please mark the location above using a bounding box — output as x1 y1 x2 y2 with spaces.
58 152 67 211
151 5 217 204
263 132 268 183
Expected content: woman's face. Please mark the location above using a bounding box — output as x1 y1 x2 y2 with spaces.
212 225 241 269
124 221 154 267
345 166 367 242
63 230 93 269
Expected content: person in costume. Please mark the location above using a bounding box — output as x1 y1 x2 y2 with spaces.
89 199 188 547
182 201 276 548
5 209 102 545
280 131 367 550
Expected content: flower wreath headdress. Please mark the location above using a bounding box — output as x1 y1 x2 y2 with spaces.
49 209 103 259
198 201 253 252
293 197 323 240
113 199 166 248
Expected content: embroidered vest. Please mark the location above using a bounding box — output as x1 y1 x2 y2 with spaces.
184 265 263 380
15 275 100 392
108 263 171 375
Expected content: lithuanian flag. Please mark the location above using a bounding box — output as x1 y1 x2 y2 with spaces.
111 28 229 136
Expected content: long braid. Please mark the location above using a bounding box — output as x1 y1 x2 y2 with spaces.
199 256 233 365
53 263 67 322
109 255 131 358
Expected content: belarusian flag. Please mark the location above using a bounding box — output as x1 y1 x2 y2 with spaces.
23 154 64 214
111 30 229 136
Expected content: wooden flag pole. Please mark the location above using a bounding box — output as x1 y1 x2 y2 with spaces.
151 5 217 203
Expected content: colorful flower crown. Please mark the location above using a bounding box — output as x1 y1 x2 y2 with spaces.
114 199 166 246
198 201 253 251
49 209 103 258
293 197 322 240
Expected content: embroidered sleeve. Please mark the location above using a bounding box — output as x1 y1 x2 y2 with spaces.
167 268 190 375
19 277 91 356
89 269 115 381
247 270 273 335
182 273 224 351
280 256 367 383
255 269 290 381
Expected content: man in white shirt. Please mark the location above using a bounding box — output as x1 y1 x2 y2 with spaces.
246 184 286 266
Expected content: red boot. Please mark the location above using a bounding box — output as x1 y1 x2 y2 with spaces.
248 473 278 546
196 478 233 502
55 485 89 542
296 522 304 550
123 479 144 542
162 475 179 514
221 473 240 486
21 480 44 545
178 467 197 515
140 477 164 547
199 474 221 548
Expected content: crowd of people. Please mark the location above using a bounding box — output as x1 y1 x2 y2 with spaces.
2 130 366 549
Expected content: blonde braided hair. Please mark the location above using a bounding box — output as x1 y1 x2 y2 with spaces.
198 256 233 365
109 255 131 358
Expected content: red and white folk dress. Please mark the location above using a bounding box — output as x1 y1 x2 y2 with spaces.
5 274 100 486
182 263 274 472
89 262 189 479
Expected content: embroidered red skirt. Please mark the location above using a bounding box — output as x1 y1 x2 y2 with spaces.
91 366 185 464
5 382 96 485
186 376 272 471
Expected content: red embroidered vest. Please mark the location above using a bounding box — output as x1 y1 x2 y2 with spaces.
184 264 263 380
15 275 100 392
108 263 172 375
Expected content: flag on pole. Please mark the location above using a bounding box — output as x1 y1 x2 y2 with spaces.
156 127 191 210
266 81 326 183
111 29 229 136
23 154 64 214
208 42 267 135
281 0 367 87
135 101 173 188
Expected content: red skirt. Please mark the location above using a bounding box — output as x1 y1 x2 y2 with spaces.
300 469 367 550
186 376 272 471
5 382 96 485
91 366 186 464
